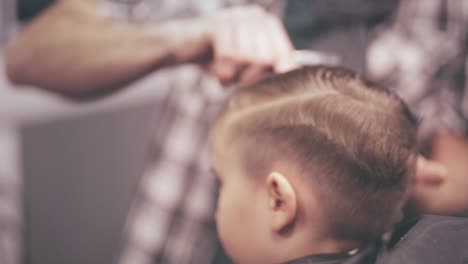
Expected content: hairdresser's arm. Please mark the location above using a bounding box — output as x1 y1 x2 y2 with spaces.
5 0 212 97
6 1 293 97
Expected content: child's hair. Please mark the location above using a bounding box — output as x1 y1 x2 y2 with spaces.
211 66 418 243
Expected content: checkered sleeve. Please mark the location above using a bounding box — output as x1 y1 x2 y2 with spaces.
118 66 228 264
366 0 468 141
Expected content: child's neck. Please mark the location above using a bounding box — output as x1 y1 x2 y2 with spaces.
272 235 360 263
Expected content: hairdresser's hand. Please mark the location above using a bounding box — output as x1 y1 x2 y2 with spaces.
206 5 294 85
415 155 447 185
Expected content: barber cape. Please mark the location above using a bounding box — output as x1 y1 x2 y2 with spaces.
376 215 468 264
287 215 468 264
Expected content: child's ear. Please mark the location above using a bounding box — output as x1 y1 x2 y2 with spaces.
415 155 447 186
266 172 297 233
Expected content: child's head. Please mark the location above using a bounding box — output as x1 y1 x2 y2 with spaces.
209 66 418 264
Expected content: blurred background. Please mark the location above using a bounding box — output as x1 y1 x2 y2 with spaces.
0 0 467 264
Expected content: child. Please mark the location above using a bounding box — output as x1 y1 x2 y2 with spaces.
209 66 418 264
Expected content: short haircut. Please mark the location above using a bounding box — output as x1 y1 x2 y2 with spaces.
210 66 418 242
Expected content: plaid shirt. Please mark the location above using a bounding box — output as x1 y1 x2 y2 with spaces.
117 66 229 264
366 0 468 143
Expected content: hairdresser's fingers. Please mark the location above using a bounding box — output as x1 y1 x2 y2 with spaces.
249 17 275 65
213 6 253 59
209 58 237 84
266 16 294 72
232 16 256 61
210 5 289 85
241 13 293 70
213 12 236 60
239 11 285 65
239 64 272 85
415 156 448 185
210 58 247 85
213 5 276 64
